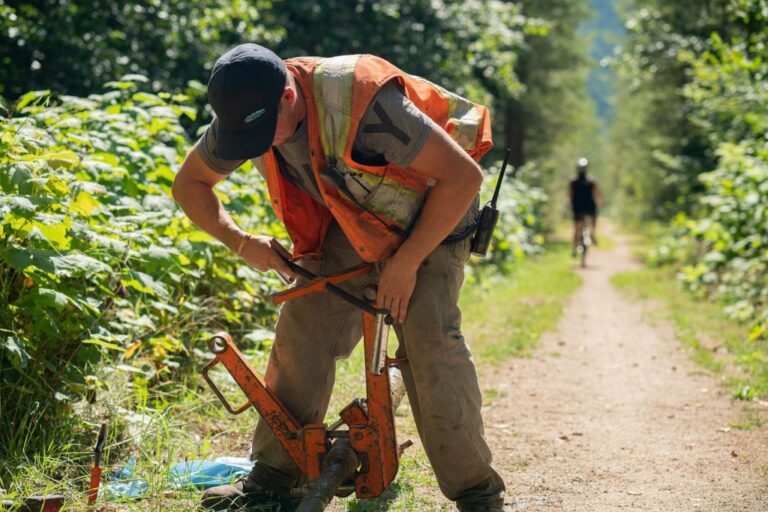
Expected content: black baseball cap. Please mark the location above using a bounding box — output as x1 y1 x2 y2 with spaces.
207 44 287 160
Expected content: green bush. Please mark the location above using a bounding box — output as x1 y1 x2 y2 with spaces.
0 0 529 143
650 143 768 341
0 78 283 458
0 0 283 101
475 161 547 273
629 2 768 344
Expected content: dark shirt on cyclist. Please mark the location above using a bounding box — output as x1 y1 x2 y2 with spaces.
569 175 597 220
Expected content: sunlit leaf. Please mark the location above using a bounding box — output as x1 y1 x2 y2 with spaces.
120 74 150 83
82 338 124 351
16 90 51 110
35 219 71 250
52 253 111 276
125 270 169 299
123 340 143 359
36 288 81 311
42 151 80 170
132 92 165 106
72 191 100 217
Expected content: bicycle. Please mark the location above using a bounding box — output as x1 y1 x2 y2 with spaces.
576 223 592 268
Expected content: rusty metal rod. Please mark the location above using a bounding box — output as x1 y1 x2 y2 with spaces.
274 253 398 322
295 441 359 512
295 366 409 511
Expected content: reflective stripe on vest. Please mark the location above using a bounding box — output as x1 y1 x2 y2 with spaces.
313 56 424 230
414 76 484 152
313 55 359 164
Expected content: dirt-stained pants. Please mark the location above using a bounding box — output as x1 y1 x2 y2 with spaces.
251 220 505 506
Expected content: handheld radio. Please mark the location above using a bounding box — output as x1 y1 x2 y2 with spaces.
470 148 518 257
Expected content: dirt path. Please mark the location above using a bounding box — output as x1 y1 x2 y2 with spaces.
484 233 768 511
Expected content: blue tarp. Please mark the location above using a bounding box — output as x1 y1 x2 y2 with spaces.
103 455 254 499
169 457 255 488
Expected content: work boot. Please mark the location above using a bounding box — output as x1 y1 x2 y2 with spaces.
200 463 299 511
453 473 505 512
456 504 504 512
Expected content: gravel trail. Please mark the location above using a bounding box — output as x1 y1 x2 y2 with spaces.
484 234 768 511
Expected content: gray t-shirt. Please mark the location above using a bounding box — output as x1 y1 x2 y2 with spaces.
195 81 433 205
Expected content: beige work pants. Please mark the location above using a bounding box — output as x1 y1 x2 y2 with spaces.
251 219 505 506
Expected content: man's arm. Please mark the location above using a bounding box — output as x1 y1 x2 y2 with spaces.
593 182 605 208
172 148 295 277
376 128 483 323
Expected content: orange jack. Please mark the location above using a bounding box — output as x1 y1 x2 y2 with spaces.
202 262 410 508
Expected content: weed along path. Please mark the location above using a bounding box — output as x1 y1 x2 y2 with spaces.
483 234 768 511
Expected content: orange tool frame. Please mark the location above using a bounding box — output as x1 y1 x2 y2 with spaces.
202 262 408 500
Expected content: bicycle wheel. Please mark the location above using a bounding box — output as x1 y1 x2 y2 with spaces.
579 228 589 268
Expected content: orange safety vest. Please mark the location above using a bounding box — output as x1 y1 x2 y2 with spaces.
260 54 493 262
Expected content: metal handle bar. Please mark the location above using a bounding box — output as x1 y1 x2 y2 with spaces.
202 358 252 415
275 253 393 319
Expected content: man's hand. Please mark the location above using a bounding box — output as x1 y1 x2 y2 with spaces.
377 254 420 324
240 235 296 279
172 150 296 281
374 121 482 324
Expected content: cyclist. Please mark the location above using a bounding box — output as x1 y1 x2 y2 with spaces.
569 158 603 257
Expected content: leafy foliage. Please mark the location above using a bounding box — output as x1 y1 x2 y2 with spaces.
1 0 530 144
477 162 547 272
607 0 727 219
0 0 283 102
618 0 768 342
273 0 527 106
0 78 284 457
650 144 768 338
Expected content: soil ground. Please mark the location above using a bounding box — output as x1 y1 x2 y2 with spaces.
483 233 768 511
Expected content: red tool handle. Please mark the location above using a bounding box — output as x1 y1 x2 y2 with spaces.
87 466 102 505
88 422 108 505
